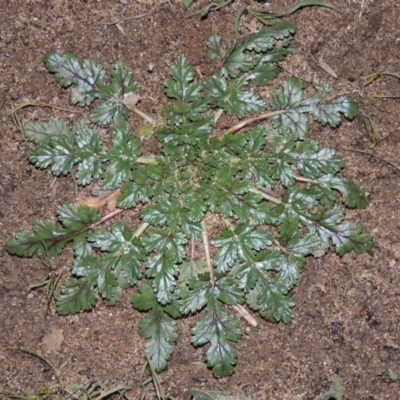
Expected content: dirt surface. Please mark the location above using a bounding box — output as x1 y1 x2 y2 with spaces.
1 1 400 399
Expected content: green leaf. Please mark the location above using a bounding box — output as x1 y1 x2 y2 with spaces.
71 255 120 304
213 225 273 271
191 389 251 400
132 282 180 371
28 119 105 185
142 199 202 240
101 121 141 189
91 61 140 125
6 220 67 259
180 278 209 314
271 79 359 138
6 205 100 259
318 175 370 209
139 308 178 372
292 141 343 178
303 206 373 255
206 33 226 60
205 74 265 118
215 276 244 305
277 188 322 248
221 22 295 78
143 228 187 261
58 203 100 230
330 222 373 256
24 119 69 144
178 258 206 286
254 0 339 24
192 298 242 377
73 119 104 185
207 167 251 219
89 222 145 286
163 54 210 125
56 273 98 315
166 54 199 102
271 77 309 138
286 233 320 258
237 251 271 292
146 250 180 304
131 282 157 311
183 0 193 8
29 134 78 176
306 93 359 127
259 289 295 323
44 51 105 106
247 63 279 85
117 168 155 208
111 61 140 99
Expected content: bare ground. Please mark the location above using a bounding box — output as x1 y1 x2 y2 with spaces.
1 1 400 399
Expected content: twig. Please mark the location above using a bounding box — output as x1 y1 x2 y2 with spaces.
102 13 149 26
369 93 400 99
250 186 282 205
294 176 318 184
7 347 62 387
201 219 215 284
359 0 365 19
363 70 400 88
340 147 400 173
5 102 82 116
223 109 286 136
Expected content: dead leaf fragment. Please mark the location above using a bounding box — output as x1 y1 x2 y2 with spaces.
319 59 338 79
115 23 126 37
41 328 64 355
384 333 399 349
231 304 258 327
75 188 121 211
122 94 140 109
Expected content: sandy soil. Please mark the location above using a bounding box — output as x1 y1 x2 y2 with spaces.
1 1 400 399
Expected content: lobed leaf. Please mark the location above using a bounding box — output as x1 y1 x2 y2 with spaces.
56 274 98 315
6 205 100 259
139 309 178 371
205 74 265 118
192 298 242 377
24 119 69 144
220 22 295 78
44 51 105 106
213 225 273 271
318 175 370 209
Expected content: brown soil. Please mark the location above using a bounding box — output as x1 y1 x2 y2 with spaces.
1 1 400 399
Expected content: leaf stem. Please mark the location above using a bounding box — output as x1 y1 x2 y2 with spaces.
131 107 156 125
94 208 125 226
214 108 224 125
223 109 286 136
223 218 235 231
201 219 215 284
137 156 159 165
294 176 318 184
250 186 282 205
133 222 150 238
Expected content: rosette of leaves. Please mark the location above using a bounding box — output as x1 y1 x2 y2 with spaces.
7 21 372 377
